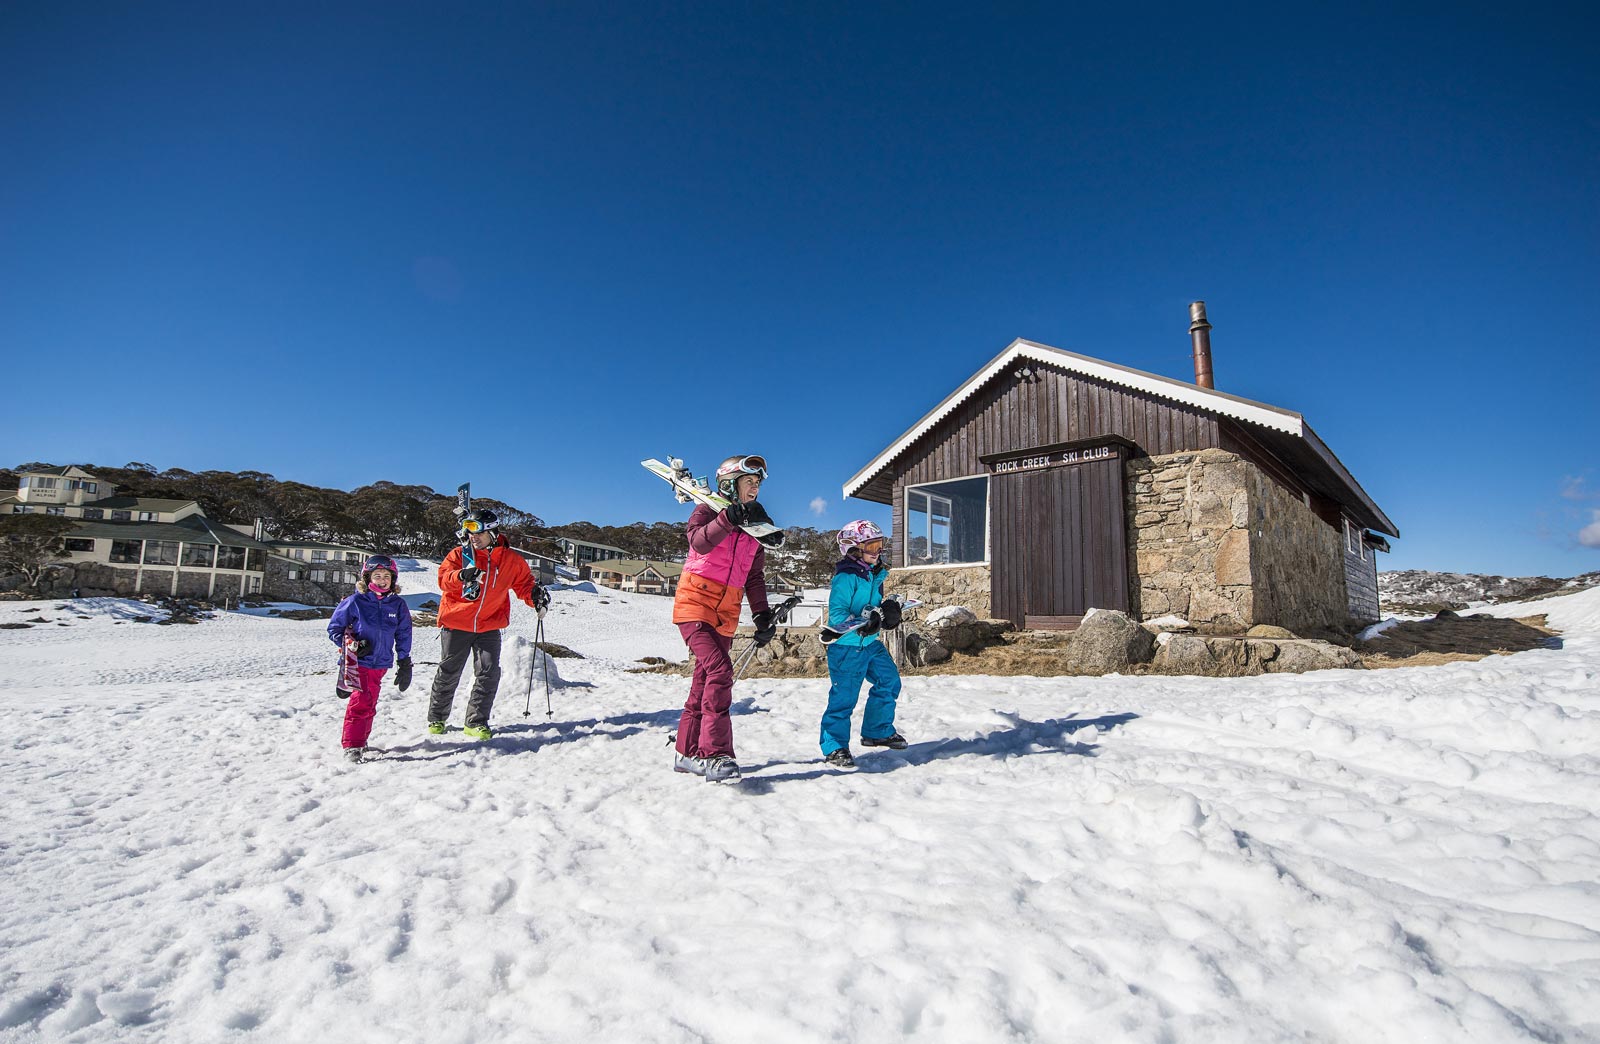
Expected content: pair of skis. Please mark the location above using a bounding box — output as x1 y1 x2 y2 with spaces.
641 458 785 547
820 599 923 645
336 628 361 698
454 483 482 601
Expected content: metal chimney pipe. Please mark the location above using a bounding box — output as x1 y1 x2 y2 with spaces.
1188 300 1214 389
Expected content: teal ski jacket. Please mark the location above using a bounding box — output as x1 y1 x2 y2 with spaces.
827 556 889 648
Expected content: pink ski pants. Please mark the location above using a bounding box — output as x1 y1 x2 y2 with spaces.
676 622 736 758
341 666 387 749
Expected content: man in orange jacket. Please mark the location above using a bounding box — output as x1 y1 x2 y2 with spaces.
427 509 550 740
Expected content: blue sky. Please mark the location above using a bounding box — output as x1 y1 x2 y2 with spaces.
2 3 1595 576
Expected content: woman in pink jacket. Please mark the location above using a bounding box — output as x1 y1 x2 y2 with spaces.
670 454 778 783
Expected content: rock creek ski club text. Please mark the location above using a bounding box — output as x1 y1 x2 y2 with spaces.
989 444 1118 474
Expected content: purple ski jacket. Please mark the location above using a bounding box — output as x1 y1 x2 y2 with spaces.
327 588 414 669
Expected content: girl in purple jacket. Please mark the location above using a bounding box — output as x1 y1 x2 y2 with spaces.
327 554 414 763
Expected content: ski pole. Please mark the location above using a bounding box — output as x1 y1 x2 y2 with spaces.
538 615 553 718
731 594 802 684
731 637 761 683
524 617 554 718
522 638 536 718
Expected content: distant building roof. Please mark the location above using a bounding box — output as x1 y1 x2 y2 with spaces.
87 496 198 512
585 558 684 578
70 515 275 549
266 539 373 553
555 536 633 554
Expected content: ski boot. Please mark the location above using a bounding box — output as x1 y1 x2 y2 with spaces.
343 746 366 764
860 732 908 750
427 721 447 735
824 748 856 768
668 734 707 776
703 755 741 783
462 724 493 741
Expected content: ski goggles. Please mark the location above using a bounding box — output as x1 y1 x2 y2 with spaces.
724 455 767 481
459 518 495 533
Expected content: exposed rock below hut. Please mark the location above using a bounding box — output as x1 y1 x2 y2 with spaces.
904 632 950 666
1061 609 1157 675
924 606 979 651
1151 634 1362 676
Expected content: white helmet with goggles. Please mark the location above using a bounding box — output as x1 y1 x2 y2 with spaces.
838 519 886 558
715 454 768 498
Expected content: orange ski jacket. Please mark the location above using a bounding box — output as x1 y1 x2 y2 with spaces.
437 535 539 632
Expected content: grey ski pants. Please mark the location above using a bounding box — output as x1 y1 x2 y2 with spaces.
428 627 503 728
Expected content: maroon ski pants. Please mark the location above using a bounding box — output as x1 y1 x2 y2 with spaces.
341 666 387 749
676 622 736 758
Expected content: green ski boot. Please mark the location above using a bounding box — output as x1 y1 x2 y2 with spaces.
462 725 493 741
427 721 447 735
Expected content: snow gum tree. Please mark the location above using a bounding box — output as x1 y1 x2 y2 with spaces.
0 515 76 593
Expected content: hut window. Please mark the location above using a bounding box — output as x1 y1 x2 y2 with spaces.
905 476 987 566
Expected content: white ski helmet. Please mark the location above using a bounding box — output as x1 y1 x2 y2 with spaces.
715 454 768 498
838 519 885 558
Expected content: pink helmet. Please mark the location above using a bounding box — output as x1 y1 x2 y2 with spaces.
838 519 885 558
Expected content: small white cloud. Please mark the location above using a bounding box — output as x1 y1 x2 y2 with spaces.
809 497 827 516
1579 510 1600 549
1561 475 1591 501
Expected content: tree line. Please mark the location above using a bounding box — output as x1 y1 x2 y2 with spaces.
3 463 851 586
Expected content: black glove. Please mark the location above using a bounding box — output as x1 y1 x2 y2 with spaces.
880 599 903 631
752 609 777 647
353 637 373 658
856 607 883 638
457 565 481 585
395 657 413 691
725 500 773 528
532 585 551 612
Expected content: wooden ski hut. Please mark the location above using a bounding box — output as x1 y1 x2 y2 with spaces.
842 307 1398 634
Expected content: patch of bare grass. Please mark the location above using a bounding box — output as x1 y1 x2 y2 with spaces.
1357 613 1558 669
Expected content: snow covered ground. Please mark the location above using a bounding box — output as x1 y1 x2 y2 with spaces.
2 571 1598 1042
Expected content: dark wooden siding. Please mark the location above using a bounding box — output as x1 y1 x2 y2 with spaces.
888 362 1222 565
990 451 1129 625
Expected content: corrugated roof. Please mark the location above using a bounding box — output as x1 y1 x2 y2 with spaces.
843 337 1398 537
88 496 199 512
69 515 275 549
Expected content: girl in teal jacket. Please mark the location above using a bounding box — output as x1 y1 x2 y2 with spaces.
820 521 906 767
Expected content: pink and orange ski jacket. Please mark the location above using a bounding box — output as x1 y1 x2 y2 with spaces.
672 503 771 637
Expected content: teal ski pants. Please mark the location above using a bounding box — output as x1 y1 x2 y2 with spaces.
820 641 901 754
